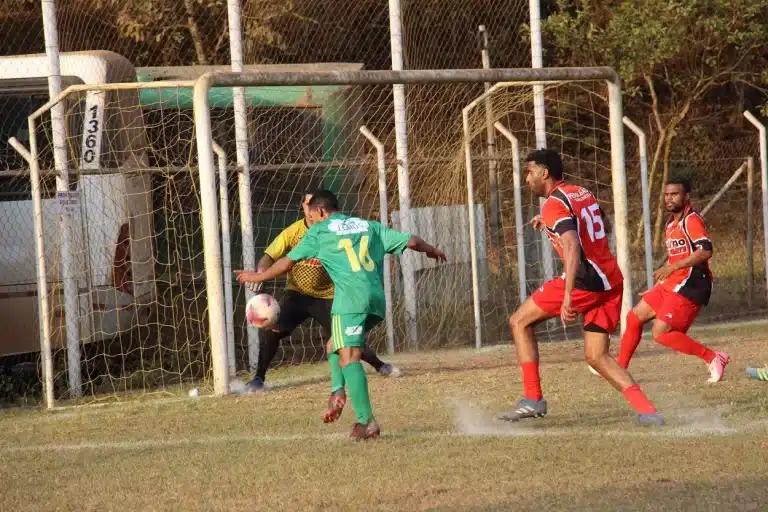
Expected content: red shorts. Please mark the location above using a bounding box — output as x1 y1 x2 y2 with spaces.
642 285 700 333
532 277 623 334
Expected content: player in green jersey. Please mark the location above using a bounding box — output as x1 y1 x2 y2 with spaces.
236 190 446 440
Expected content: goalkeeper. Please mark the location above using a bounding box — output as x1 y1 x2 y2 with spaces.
244 192 399 393
237 190 446 439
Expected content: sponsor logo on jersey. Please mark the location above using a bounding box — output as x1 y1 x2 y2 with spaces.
564 187 591 202
328 218 369 235
665 237 688 256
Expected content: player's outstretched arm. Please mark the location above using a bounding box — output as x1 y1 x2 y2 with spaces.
240 254 275 292
406 236 447 262
559 230 580 324
235 257 295 285
257 254 274 273
254 220 304 277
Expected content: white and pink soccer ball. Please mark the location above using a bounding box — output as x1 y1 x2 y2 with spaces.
246 294 280 329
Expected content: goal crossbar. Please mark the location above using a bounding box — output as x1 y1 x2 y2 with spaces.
193 67 620 89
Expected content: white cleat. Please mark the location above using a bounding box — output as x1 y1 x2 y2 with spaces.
707 351 730 383
588 364 601 376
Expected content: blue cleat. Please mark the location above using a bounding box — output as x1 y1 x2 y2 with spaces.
244 376 265 393
497 398 548 422
377 363 402 377
637 412 665 426
747 367 768 381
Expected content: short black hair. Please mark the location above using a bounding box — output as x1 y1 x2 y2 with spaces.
524 148 564 180
666 174 692 193
304 186 324 197
302 189 321 202
308 189 339 211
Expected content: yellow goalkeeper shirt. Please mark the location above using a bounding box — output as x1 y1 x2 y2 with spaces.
264 219 335 299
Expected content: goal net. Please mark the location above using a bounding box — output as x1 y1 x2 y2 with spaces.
28 83 212 402
191 69 632 395
27 69 632 404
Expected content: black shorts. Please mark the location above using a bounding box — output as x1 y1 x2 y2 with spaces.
273 290 333 338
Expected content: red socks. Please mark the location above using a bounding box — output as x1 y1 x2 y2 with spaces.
618 312 716 366
655 331 716 363
521 361 542 401
522 359 658 415
622 384 657 414
617 311 643 369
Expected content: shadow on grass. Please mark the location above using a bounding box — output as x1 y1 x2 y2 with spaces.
453 475 768 512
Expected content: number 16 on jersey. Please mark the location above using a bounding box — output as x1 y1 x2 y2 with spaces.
339 236 375 272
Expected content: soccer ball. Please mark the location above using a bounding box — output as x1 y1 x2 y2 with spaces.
245 294 280 329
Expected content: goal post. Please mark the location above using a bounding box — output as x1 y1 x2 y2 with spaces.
24 79 237 406
192 67 632 395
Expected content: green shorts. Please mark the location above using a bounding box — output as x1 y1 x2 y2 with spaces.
330 313 382 351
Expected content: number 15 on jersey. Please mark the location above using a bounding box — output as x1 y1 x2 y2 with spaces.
580 204 605 242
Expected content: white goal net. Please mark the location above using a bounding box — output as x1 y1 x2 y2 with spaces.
25 68 633 404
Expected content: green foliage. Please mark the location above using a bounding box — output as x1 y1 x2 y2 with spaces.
543 0 768 97
541 0 768 248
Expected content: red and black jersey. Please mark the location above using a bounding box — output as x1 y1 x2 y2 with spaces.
662 205 713 305
540 182 623 292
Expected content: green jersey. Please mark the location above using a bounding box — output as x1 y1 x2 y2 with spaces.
286 213 411 317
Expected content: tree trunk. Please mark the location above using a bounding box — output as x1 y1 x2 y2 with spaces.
649 94 695 251
634 73 667 248
184 0 208 65
652 131 675 250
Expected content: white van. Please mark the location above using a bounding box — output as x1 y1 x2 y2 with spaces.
0 51 154 358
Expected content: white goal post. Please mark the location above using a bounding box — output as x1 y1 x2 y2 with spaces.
192 67 632 396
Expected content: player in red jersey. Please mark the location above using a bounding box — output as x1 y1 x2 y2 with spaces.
497 149 664 426
616 176 729 381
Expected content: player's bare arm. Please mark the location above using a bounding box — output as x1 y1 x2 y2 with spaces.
236 257 295 284
257 254 274 273
653 246 713 282
258 221 301 272
406 236 447 262
240 254 275 291
530 215 545 231
559 230 580 324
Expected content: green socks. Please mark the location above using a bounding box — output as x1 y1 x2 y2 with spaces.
328 352 345 393
341 361 373 424
329 355 374 424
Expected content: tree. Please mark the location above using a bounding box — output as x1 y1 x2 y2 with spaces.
541 0 768 250
50 0 296 66
106 0 291 65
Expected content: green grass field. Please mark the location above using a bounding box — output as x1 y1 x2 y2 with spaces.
2 322 768 511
